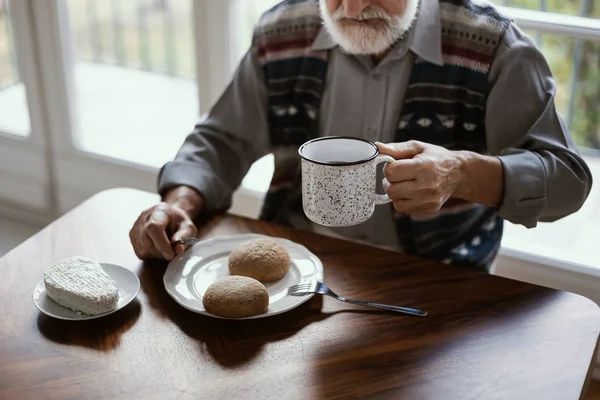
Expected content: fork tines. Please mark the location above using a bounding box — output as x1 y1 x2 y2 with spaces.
287 282 316 294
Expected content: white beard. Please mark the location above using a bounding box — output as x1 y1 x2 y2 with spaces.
319 0 419 55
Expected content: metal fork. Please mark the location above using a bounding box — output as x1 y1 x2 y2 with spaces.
288 282 427 317
170 237 200 247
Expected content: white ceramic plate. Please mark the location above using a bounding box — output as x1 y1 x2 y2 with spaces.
164 233 324 320
33 263 140 321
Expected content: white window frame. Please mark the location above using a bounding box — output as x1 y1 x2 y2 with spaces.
498 6 600 41
0 0 274 219
0 0 55 219
6 0 230 215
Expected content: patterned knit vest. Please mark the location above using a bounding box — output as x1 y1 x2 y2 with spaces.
253 0 511 270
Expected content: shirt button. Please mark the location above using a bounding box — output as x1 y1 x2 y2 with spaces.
372 72 381 80
367 127 376 137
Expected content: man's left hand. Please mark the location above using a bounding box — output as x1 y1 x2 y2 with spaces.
376 140 465 215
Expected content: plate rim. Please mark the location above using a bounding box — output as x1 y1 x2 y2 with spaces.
163 233 324 320
33 262 141 321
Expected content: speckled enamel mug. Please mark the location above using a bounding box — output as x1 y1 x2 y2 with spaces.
298 136 395 227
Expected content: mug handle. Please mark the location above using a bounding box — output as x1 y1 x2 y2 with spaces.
374 154 395 205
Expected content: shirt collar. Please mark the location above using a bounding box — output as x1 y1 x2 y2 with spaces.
311 0 443 66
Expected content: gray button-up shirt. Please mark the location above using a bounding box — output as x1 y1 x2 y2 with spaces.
158 0 592 250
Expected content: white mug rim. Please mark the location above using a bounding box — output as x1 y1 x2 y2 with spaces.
298 136 379 167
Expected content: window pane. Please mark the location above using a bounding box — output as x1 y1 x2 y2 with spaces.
228 0 280 192
229 0 281 66
569 39 600 151
0 0 31 136
67 0 198 167
521 30 600 151
491 0 600 18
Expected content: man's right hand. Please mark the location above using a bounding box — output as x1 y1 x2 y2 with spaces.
129 186 204 261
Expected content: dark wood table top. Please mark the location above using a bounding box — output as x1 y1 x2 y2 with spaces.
0 188 598 400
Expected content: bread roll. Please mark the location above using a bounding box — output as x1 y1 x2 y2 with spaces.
229 238 291 283
202 276 269 318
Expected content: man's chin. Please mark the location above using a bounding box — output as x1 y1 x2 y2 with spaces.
331 27 397 55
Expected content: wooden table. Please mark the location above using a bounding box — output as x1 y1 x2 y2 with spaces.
1 188 598 400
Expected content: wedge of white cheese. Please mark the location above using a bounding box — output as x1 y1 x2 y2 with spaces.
44 256 119 315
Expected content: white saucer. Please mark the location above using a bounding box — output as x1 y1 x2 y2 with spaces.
164 233 324 320
33 263 140 321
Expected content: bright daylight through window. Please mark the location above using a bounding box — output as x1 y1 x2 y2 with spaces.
491 0 600 154
66 0 198 167
0 0 31 137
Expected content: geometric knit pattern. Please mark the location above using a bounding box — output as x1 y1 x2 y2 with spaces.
253 0 327 223
254 0 511 270
394 0 511 269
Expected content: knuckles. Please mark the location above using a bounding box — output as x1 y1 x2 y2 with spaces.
145 220 163 234
392 200 405 213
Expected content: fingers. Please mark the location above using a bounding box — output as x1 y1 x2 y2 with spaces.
376 140 424 160
129 203 199 261
129 205 173 261
173 244 186 256
171 221 197 242
130 218 163 260
130 214 154 260
392 198 443 215
139 233 164 259
383 178 443 215
171 221 198 255
146 209 174 260
383 158 423 183
383 178 418 199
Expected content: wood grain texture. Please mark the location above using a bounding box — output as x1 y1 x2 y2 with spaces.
587 381 600 400
0 188 598 400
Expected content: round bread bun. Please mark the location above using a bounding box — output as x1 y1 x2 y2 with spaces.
202 276 269 318
228 238 291 283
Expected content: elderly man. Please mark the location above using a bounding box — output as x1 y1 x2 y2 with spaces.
129 0 592 270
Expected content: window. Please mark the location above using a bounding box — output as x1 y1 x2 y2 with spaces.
521 30 600 152
496 0 600 18
229 0 281 69
66 0 199 168
491 1 600 154
487 2 600 270
228 0 281 197
0 0 31 136
543 34 600 152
